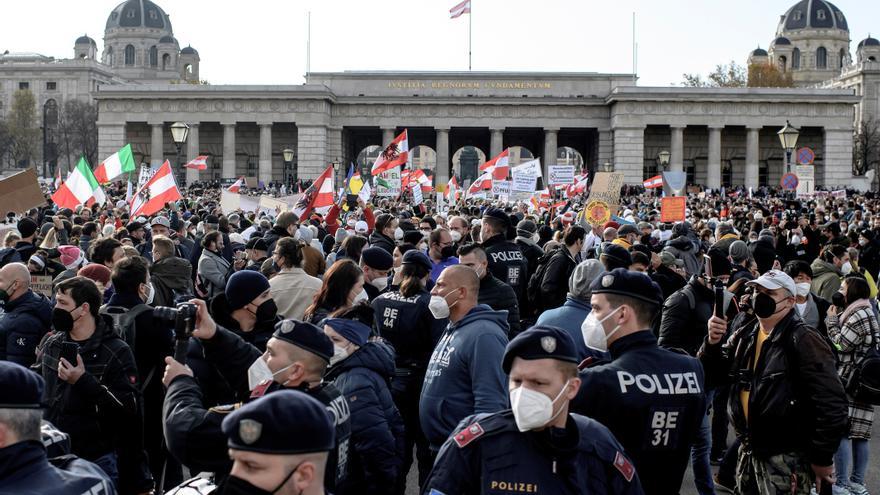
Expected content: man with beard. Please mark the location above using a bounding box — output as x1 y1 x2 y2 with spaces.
427 229 459 283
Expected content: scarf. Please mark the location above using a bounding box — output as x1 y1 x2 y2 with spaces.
841 298 872 326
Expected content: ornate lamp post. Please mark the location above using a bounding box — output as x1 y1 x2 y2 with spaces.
282 148 295 186
777 120 800 174
658 150 671 170
170 122 190 186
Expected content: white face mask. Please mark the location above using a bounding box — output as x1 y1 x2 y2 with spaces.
795 282 811 298
354 288 369 303
370 275 389 292
790 235 801 246
450 230 462 243
841 261 853 275
859 238 868 247
581 306 622 351
509 379 570 432
329 344 349 366
429 291 458 319
247 357 293 391
394 227 404 241
142 282 155 305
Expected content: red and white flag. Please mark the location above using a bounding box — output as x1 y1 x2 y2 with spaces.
185 155 209 170
467 170 493 196
227 177 245 193
567 172 589 196
643 175 663 189
445 177 460 202
480 148 510 180
371 130 409 176
410 169 433 192
293 165 335 219
449 0 471 18
129 161 182 217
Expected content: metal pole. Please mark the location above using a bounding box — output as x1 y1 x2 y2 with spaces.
468 1 472 71
175 143 183 188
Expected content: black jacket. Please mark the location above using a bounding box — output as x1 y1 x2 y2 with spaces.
478 273 521 337
482 234 529 311
657 278 715 356
539 248 578 311
150 256 195 308
699 310 848 466
515 236 544 284
368 231 396 255
262 226 291 254
650 265 687 303
0 289 52 366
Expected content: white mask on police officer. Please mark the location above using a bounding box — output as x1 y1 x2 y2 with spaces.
581 306 622 351
247 357 293 390
370 276 389 292
509 379 570 432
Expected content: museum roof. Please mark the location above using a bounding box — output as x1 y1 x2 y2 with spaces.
106 0 172 33
779 0 847 32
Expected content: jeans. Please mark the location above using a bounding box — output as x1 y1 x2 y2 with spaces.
692 389 716 495
834 437 870 486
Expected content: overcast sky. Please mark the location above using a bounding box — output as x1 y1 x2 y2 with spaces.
4 0 880 86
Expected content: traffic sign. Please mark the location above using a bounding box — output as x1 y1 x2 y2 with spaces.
780 173 799 190
796 147 815 165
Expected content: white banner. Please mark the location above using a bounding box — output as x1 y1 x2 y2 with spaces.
412 183 423 205
491 180 511 196
512 158 542 178
376 169 401 197
512 174 536 192
548 165 575 185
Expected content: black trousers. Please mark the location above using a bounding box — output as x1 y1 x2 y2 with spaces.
390 370 433 495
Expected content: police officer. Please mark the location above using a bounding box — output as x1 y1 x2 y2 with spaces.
167 389 335 495
422 326 644 495
371 250 447 494
162 299 351 493
480 208 529 323
360 247 393 301
570 268 707 495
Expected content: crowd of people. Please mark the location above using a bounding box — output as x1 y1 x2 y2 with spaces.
0 179 877 495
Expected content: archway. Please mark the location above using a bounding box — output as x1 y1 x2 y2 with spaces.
356 145 382 176
507 146 535 166
409 145 437 184
452 146 487 184
556 146 584 170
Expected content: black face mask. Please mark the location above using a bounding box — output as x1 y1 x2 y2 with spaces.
52 307 78 333
752 292 785 319
832 291 846 309
218 462 300 495
254 299 278 323
440 245 456 260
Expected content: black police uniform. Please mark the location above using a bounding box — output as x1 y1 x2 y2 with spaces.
163 323 351 492
371 284 447 492
481 211 529 323
569 269 706 495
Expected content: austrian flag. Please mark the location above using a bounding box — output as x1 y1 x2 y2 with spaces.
480 148 510 180
371 130 409 176
643 175 663 189
130 161 182 217
449 0 471 18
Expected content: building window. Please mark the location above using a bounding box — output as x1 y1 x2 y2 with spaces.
149 46 158 67
149 10 158 19
126 9 135 18
817 9 826 20
106 46 114 66
124 44 135 66
46 82 56 91
793 48 801 68
794 10 802 20
779 56 787 72
643 159 658 181
839 48 846 68
19 82 29 90
759 161 769 187
162 53 171 70
817 46 827 68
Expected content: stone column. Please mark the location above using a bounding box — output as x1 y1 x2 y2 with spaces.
435 128 450 185
258 123 273 184
490 128 504 158
670 125 685 173
823 127 853 187
297 125 328 180
597 129 613 170
97 123 126 165
543 128 559 181
222 122 236 179
185 123 200 184
706 126 723 190
745 126 760 190
612 126 645 185
382 127 396 147
150 122 164 167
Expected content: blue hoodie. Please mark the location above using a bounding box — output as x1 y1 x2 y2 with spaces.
419 304 510 448
0 289 52 366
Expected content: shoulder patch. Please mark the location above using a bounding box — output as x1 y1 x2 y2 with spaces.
453 422 485 448
208 403 241 414
613 451 635 482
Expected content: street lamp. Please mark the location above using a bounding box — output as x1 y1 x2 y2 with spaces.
777 120 800 173
282 148 295 186
170 122 189 186
658 150 670 170
603 161 613 172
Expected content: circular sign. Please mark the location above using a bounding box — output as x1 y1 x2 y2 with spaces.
585 200 611 226
796 147 815 165
780 173 799 190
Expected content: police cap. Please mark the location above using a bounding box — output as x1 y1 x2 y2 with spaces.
0 361 44 409
589 267 663 306
222 390 335 455
272 320 334 363
482 208 510 226
502 326 579 374
401 250 432 272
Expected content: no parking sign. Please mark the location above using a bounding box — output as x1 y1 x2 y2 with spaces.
797 147 815 165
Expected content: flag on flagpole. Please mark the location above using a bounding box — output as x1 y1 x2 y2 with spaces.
343 163 355 191
371 130 409 176
449 0 471 18
126 179 133 203
643 175 663 189
358 180 372 203
467 170 493 196
227 177 245 193
184 155 209 170
294 165 335 219
567 172 590 196
51 157 106 209
480 148 510 180
94 144 136 183
130 161 182 217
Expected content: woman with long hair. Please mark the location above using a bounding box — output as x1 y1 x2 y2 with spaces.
304 259 364 325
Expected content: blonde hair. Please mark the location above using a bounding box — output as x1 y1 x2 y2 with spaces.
39 228 58 249
152 235 175 260
3 231 21 248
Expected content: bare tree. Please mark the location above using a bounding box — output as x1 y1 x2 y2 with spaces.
853 117 880 182
682 61 747 88
5 89 40 169
56 99 98 169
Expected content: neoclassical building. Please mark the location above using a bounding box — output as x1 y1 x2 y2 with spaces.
2 0 878 189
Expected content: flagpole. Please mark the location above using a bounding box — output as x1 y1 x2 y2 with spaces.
468 1 472 71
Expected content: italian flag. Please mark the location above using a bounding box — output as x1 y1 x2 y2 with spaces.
51 157 106 209
94 144 136 183
130 160 183 217
371 130 409 176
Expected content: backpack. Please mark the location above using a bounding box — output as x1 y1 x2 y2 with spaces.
845 315 880 405
100 303 156 391
527 247 560 308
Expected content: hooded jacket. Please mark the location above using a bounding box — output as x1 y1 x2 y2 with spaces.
368 230 396 255
325 341 405 492
0 289 52 366
664 236 701 278
150 255 195 308
810 258 843 301
536 295 592 361
419 305 510 448
477 272 521 337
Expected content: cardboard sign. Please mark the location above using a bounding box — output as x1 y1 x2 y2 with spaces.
548 165 575 185
587 172 625 207
660 197 687 223
245 176 259 189
31 275 53 297
0 168 46 214
259 195 294 214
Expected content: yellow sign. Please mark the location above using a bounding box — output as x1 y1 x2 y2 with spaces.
584 200 611 226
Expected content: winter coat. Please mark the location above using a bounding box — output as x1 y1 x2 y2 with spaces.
420 305 510 448
0 289 52 366
826 302 877 439
810 259 843 301
151 256 195 308
477 273 521 337
664 236 701 277
536 295 594 361
198 249 231 299
859 239 880 280
269 267 323 320
650 265 687 302
515 236 545 283
325 341 405 492
0 440 115 495
368 231 396 255
657 277 716 356
261 225 291 254
539 248 578 311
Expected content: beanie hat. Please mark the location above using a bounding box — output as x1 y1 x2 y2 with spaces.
78 263 111 286
325 318 371 347
17 218 38 238
225 271 271 310
58 246 85 270
728 240 750 264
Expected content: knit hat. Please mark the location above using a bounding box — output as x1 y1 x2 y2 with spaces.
58 246 84 270
516 219 538 237
728 240 750 264
325 318 371 347
16 218 37 238
78 263 111 286
225 271 271 310
334 228 349 245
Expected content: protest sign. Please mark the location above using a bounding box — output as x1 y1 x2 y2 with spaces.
584 200 611 226
661 196 687 222
548 165 575 185
376 169 401 197
245 176 259 189
31 275 53 297
587 172 625 208
0 168 46 214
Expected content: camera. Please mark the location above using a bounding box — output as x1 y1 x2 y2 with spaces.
155 302 198 363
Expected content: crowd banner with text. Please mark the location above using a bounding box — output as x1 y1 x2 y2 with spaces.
661 196 687 222
31 275 54 297
548 165 575 185
587 172 625 209
376 169 402 197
